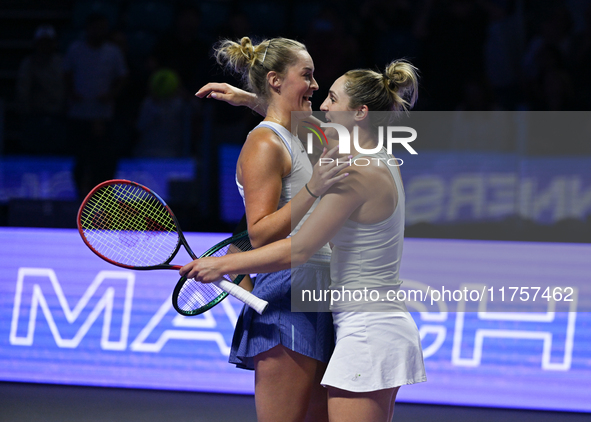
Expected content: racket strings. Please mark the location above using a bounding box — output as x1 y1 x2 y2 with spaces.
80 183 179 267
175 235 253 313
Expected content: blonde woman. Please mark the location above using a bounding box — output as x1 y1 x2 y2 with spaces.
205 37 349 422
189 61 426 422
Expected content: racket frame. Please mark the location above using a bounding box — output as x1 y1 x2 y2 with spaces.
172 231 249 316
77 179 193 270
78 179 260 316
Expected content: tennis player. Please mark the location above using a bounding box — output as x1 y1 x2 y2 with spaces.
206 37 350 422
187 60 426 422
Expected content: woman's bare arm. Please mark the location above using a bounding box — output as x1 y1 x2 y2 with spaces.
195 83 263 114
180 170 365 281
196 83 339 152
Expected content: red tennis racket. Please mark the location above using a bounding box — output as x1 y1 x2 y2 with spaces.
77 179 268 315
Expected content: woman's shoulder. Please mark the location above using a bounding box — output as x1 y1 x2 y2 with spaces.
244 125 286 154
326 157 392 196
238 125 292 177
325 163 365 196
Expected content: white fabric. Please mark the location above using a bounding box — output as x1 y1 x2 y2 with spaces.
321 147 426 391
235 121 330 263
329 148 405 292
321 311 426 392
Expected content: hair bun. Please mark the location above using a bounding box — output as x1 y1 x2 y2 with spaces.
239 37 256 65
383 60 419 110
382 73 397 90
214 36 258 74
384 62 411 87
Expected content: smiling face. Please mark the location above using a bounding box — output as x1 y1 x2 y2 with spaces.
320 75 358 130
276 49 318 115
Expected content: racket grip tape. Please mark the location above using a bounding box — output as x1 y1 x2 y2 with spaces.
215 279 269 315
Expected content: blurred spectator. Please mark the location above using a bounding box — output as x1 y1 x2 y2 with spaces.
565 0 591 34
107 28 139 158
481 0 523 109
521 3 574 82
150 6 209 97
359 0 419 69
414 0 489 109
16 25 66 154
522 43 575 111
63 12 128 197
219 11 252 39
306 6 360 103
134 68 185 157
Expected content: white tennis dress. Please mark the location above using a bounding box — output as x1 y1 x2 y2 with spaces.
320 148 426 392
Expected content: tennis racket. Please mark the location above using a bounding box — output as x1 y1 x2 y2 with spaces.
172 231 255 316
77 179 268 316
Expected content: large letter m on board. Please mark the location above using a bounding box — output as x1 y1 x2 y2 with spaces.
10 268 134 350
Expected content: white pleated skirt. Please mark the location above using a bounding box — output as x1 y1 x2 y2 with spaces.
321 311 427 392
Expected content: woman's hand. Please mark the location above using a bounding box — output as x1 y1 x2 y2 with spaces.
306 146 351 198
195 82 260 111
179 257 225 284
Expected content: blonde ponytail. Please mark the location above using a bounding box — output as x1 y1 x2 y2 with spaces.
213 37 307 100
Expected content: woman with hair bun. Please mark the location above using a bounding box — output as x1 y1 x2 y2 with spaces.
190 60 426 422
205 36 349 422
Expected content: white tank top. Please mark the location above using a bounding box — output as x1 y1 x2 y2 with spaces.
236 121 331 263
329 147 405 290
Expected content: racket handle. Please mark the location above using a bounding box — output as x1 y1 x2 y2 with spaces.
215 279 269 315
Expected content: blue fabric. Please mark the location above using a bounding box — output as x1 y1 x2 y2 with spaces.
229 266 334 370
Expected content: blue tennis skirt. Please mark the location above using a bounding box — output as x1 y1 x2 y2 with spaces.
229 262 334 370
